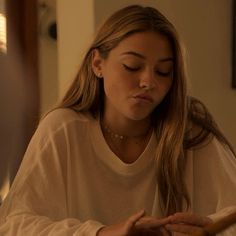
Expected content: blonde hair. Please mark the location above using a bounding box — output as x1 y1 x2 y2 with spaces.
54 5 235 216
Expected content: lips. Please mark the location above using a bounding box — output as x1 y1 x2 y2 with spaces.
133 93 153 103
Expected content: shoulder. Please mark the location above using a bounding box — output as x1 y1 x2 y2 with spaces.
185 96 230 150
193 136 226 157
185 97 235 157
188 136 236 219
31 108 97 147
39 108 95 132
192 136 236 172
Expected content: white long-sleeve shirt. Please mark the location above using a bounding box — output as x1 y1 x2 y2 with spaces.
0 108 236 235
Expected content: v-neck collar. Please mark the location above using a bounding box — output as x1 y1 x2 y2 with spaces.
89 117 157 176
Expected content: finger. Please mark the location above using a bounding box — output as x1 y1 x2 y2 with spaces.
165 223 205 234
168 212 212 226
159 226 172 236
136 216 170 230
126 209 146 228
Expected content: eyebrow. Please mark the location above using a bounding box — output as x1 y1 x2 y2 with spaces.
121 51 174 63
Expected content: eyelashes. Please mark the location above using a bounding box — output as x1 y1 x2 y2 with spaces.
157 71 172 77
122 64 172 77
123 64 140 72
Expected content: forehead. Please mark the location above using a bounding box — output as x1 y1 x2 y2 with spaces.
109 31 173 60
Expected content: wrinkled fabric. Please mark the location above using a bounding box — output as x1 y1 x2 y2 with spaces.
0 108 235 235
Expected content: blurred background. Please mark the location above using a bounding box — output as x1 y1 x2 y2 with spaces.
0 0 235 202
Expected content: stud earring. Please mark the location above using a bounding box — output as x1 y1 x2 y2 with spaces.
97 72 103 78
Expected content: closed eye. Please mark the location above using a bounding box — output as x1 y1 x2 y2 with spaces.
156 70 172 77
123 64 140 72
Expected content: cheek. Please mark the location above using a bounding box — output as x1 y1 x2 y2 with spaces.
103 75 123 98
162 77 173 92
103 71 136 95
165 81 173 94
155 78 173 98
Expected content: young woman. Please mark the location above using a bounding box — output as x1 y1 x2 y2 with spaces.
0 5 236 236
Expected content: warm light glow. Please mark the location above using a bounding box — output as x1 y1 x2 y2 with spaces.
0 176 10 204
0 12 7 54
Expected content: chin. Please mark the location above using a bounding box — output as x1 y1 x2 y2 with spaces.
125 111 152 121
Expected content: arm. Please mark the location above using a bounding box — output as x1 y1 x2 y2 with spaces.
0 112 104 236
0 110 171 236
97 212 172 236
196 137 236 235
166 137 236 235
164 209 236 236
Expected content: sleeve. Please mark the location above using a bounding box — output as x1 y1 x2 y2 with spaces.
192 137 236 236
0 112 104 236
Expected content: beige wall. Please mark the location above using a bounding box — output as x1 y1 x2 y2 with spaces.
57 0 95 96
56 0 236 149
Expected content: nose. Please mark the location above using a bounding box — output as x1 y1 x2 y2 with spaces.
139 69 156 90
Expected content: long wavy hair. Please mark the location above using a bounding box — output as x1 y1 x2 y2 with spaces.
54 5 235 216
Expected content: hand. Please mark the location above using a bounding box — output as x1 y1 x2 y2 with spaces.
97 209 145 236
97 210 171 236
165 212 213 236
135 216 171 235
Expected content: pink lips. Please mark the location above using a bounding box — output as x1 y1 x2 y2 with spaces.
133 93 153 103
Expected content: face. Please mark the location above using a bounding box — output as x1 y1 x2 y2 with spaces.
92 31 174 122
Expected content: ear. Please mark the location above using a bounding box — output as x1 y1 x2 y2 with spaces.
91 49 104 78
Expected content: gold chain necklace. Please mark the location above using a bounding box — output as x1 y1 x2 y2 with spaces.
103 124 124 140
101 122 152 144
101 123 152 163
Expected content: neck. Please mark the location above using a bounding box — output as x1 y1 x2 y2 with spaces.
100 114 153 164
100 113 152 139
